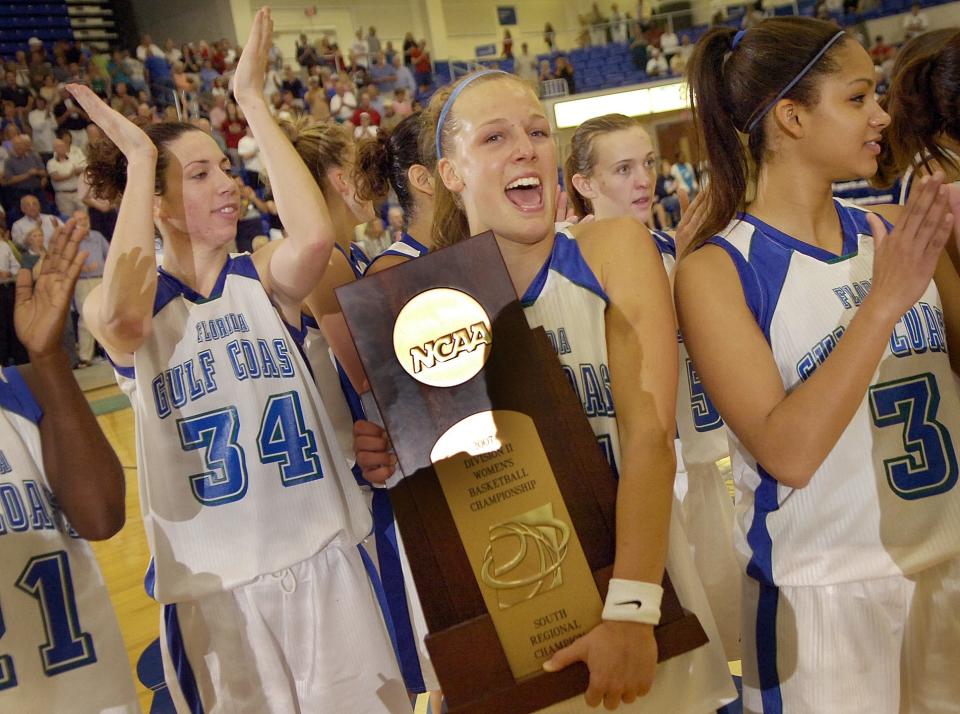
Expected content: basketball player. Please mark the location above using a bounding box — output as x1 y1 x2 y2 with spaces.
358 68 737 712
65 8 409 712
355 113 436 274
1 219 138 713
563 113 741 661
874 28 960 206
273 113 436 700
352 113 443 704
679 19 960 713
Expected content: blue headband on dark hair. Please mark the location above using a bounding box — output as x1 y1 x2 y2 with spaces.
743 30 845 134
435 70 508 160
732 29 746 49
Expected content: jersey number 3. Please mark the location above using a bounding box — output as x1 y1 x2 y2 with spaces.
1 551 98 690
869 373 958 500
177 390 323 506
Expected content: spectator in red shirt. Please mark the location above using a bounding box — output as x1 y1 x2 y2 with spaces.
351 93 381 127
411 40 432 87
219 101 246 167
869 35 894 63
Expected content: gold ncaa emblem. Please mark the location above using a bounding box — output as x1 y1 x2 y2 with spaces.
393 288 493 388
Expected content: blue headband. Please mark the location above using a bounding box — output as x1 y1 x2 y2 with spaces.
743 31 845 134
435 70 508 160
732 29 746 49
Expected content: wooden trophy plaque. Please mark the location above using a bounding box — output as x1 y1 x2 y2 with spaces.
336 232 707 713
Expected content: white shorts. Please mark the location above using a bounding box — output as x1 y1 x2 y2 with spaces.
160 540 411 714
674 449 742 661
359 495 440 694
741 556 960 714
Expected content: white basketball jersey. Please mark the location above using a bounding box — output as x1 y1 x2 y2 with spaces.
302 315 358 471
117 255 371 603
651 230 729 468
0 367 138 713
522 233 735 713
709 199 960 587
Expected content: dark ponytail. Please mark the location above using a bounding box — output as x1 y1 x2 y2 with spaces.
354 112 433 218
85 121 200 202
686 18 847 254
876 29 960 187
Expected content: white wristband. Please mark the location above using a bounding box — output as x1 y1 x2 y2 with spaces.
602 579 663 625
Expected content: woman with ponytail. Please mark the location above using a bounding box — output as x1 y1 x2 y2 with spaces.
563 113 742 663
677 17 960 713
369 69 737 712
72 9 408 711
355 112 437 273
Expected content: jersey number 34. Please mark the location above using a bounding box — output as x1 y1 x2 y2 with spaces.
177 390 324 506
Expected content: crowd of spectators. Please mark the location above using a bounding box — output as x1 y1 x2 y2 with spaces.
0 25 437 366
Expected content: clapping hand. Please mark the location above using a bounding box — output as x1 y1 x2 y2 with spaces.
234 7 274 103
14 219 87 359
65 83 156 164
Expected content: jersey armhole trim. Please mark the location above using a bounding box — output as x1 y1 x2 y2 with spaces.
0 365 43 424
704 236 765 332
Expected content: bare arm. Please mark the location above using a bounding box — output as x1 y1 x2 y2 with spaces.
66 84 159 362
675 176 954 488
234 8 336 322
15 221 124 539
545 218 677 708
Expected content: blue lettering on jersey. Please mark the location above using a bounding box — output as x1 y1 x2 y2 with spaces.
581 364 615 417
0 479 63 537
832 280 872 309
227 338 295 381
24 481 54 530
797 327 846 381
596 433 620 478
686 359 724 431
0 451 10 475
152 349 218 419
890 302 946 358
544 328 573 355
195 312 251 343
0 483 28 532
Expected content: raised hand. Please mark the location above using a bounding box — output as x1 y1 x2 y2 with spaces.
867 172 954 323
14 219 87 358
234 6 274 103
65 83 156 163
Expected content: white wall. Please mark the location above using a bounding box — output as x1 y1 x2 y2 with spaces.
230 0 429 66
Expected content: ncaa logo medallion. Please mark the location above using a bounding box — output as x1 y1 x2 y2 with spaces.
393 288 493 387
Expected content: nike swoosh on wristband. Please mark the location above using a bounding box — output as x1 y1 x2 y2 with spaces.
615 600 644 608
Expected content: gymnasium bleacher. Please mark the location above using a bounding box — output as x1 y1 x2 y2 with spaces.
508 0 959 94
0 1 73 58
0 0 117 58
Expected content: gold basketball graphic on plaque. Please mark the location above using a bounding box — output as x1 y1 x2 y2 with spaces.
393 288 493 387
481 503 570 610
